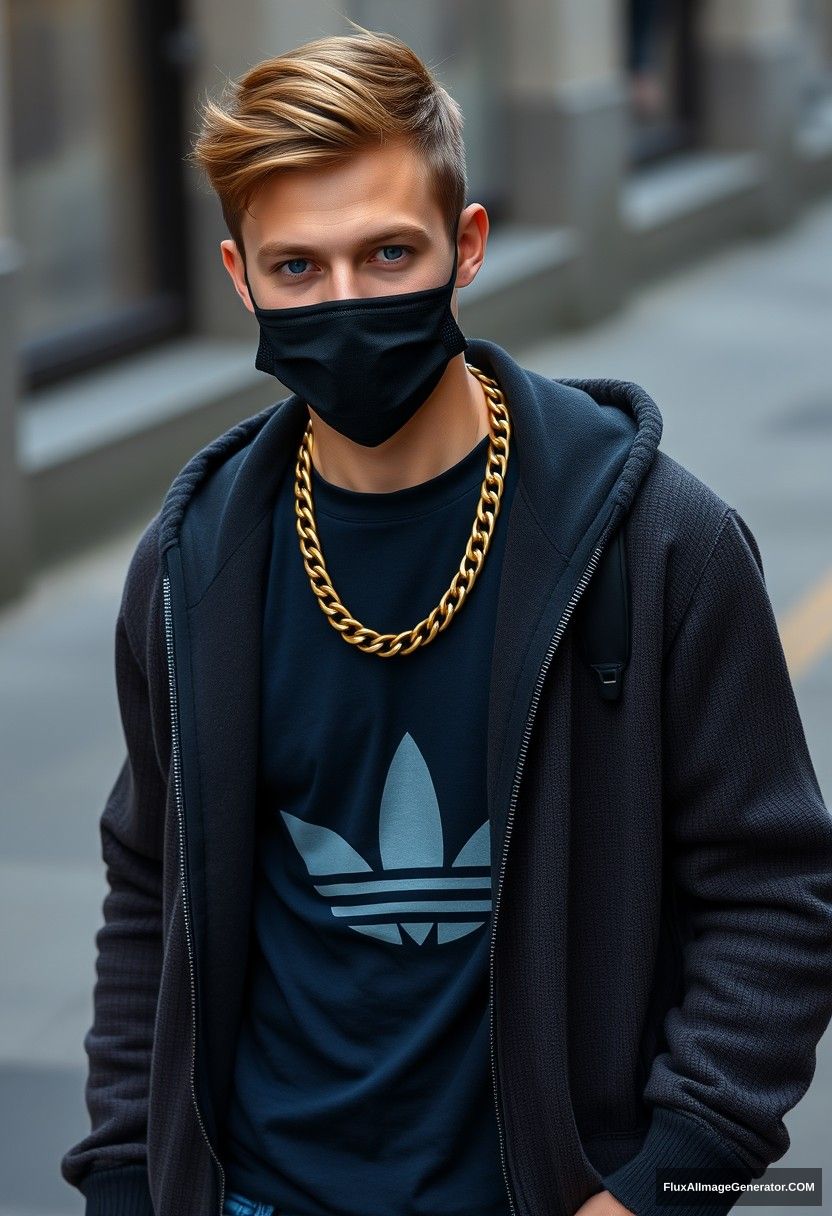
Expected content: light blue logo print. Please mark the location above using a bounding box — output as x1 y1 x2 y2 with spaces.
280 732 491 946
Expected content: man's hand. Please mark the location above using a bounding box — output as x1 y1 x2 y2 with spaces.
574 1188 637 1216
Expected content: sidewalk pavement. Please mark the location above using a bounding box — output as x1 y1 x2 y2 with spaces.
2 197 831 1216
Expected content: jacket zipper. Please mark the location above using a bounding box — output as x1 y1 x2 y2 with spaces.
162 568 227 1216
488 513 621 1216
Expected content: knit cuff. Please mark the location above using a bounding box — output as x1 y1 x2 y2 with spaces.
600 1105 755 1216
78 1163 154 1216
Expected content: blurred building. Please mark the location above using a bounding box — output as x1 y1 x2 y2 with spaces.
1 0 831 607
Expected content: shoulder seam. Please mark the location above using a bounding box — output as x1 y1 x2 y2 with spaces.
664 506 734 658
119 515 162 679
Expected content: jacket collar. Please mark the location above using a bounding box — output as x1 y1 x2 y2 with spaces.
157 336 662 580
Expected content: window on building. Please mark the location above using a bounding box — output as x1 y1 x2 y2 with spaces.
797 0 832 115
625 0 701 165
8 0 191 391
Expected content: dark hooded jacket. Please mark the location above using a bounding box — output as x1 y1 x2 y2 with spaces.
60 336 832 1216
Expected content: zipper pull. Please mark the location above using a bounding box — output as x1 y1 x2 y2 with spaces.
591 663 623 701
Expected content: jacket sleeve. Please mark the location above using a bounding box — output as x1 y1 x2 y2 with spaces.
600 507 832 1216
59 520 166 1216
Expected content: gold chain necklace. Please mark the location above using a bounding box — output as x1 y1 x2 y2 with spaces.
293 361 511 658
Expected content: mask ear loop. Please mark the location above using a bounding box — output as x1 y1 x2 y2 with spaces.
242 261 259 310
447 239 460 289
441 232 468 357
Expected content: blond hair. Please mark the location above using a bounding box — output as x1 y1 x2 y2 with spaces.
187 24 467 266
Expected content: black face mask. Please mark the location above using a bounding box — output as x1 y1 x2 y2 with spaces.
243 240 468 447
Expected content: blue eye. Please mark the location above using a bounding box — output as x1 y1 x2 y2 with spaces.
280 259 310 277
272 246 413 280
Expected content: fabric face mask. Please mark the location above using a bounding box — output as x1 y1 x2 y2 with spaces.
243 241 468 447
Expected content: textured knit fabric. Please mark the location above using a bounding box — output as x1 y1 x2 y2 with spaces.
222 431 518 1214
58 337 832 1216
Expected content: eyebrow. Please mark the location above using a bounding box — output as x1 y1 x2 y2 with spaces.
256 224 432 266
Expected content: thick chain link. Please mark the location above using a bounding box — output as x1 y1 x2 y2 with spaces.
293 362 511 658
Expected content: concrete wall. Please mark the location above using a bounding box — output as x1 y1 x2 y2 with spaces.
0 3 31 603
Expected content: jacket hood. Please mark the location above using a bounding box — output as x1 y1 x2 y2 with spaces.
157 336 663 601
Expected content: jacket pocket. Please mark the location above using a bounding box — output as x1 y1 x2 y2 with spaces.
582 1128 650 1177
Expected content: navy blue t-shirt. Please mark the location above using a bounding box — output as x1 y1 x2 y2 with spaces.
222 422 519 1216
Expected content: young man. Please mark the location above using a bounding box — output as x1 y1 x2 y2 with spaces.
61 27 832 1216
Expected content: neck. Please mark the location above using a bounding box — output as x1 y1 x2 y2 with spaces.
306 354 491 493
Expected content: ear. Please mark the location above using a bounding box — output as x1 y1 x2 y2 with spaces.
220 239 253 311
455 203 489 290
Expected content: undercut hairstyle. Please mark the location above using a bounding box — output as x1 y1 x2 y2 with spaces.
187 23 468 268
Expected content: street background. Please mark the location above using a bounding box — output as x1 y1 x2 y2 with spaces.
1 2 831 1214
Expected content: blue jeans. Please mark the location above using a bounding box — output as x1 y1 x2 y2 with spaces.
222 1188 275 1216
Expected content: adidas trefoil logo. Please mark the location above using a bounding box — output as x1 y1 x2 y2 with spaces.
280 731 491 947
